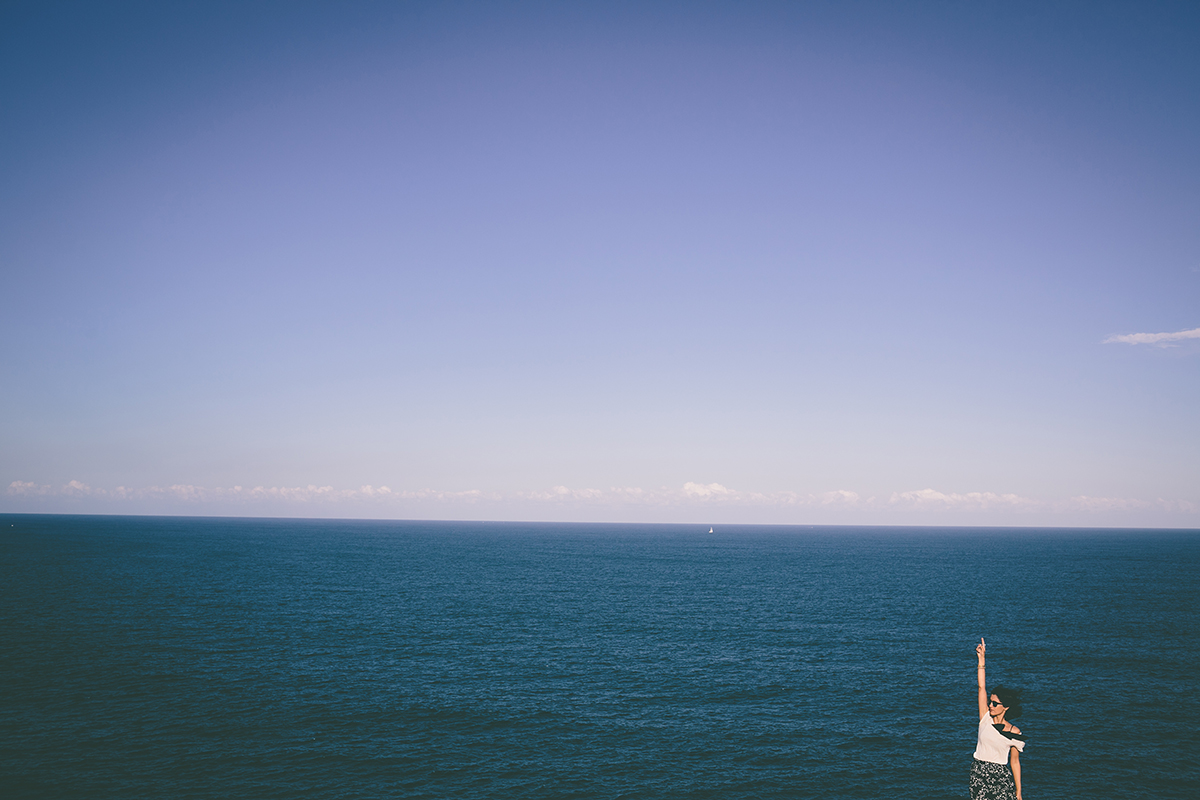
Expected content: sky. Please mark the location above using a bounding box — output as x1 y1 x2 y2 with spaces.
2 0 1198 526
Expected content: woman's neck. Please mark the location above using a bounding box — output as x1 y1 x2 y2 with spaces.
990 711 1007 725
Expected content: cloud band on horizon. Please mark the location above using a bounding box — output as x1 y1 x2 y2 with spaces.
6 480 1196 517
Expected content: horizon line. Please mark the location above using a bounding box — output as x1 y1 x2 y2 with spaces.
3 509 1198 533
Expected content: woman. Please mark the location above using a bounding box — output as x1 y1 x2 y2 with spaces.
971 638 1026 800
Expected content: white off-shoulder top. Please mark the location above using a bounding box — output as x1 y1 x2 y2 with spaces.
973 713 1027 764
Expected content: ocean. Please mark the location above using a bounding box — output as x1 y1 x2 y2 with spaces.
1 515 1197 799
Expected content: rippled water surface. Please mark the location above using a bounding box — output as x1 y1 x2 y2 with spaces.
2 515 1197 799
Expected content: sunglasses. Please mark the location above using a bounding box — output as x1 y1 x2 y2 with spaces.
987 699 1004 707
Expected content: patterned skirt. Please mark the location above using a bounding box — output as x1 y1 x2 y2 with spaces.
969 758 1016 800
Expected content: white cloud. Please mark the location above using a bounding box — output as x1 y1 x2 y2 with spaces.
1103 327 1200 346
683 482 731 498
215 485 494 503
816 490 862 506
536 484 862 508
1 481 495 505
885 490 1194 516
888 488 1036 511
1060 495 1150 512
6 480 108 498
6 480 52 496
516 486 656 504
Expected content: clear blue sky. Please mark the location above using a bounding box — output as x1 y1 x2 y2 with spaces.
3 1 1198 525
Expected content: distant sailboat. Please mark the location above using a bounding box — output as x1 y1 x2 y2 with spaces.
708 526 714 534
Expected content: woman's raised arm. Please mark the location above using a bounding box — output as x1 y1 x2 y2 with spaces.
976 638 988 719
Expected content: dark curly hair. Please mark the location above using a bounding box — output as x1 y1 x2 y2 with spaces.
990 686 1024 720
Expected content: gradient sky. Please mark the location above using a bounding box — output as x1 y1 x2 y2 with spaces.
3 1 1198 525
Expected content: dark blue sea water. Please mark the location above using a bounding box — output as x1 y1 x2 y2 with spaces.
2 515 1197 799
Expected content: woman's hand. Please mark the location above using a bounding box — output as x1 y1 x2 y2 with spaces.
976 638 988 717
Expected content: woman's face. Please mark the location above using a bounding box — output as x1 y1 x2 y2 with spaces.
988 695 1007 716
